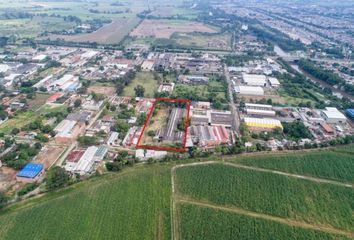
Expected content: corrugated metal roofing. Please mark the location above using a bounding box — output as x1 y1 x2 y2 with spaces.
346 109 354 119
16 163 44 179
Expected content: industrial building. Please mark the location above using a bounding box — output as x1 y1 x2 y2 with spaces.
242 73 267 86
235 86 264 96
191 109 233 128
346 109 354 120
158 82 175 93
178 75 209 84
72 146 98 175
268 77 280 87
321 107 347 124
244 117 283 130
189 125 230 147
54 119 85 143
135 149 167 160
107 131 119 146
245 103 276 117
16 163 44 182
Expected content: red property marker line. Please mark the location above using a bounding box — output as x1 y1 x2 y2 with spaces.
136 98 191 153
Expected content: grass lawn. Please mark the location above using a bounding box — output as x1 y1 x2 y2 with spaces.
123 72 159 98
27 93 50 111
37 104 68 116
0 111 36 134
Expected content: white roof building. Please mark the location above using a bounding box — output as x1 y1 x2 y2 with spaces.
268 77 280 87
235 86 264 96
242 74 267 86
73 146 98 175
32 54 47 62
0 64 10 73
246 109 276 117
321 107 347 124
135 149 167 161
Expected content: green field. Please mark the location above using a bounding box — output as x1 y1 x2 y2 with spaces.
0 16 75 38
0 165 171 240
178 203 350 240
123 72 159 98
172 80 228 103
175 164 354 231
228 151 354 183
172 32 232 50
0 111 36 134
1 148 354 239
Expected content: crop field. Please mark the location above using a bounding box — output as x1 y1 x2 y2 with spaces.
49 17 141 44
130 19 217 39
123 72 159 98
172 32 232 50
0 16 75 38
227 151 354 183
175 163 354 232
0 111 36 134
0 165 171 240
178 203 350 240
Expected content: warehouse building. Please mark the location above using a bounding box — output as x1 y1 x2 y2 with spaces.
178 75 209 84
244 117 283 130
245 103 273 110
72 146 98 175
321 107 347 124
268 77 280 87
242 73 267 86
189 125 230 147
54 119 85 143
16 163 44 183
246 109 276 117
191 109 233 128
235 86 264 96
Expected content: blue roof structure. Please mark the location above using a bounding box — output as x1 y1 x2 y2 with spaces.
346 109 354 119
16 163 44 179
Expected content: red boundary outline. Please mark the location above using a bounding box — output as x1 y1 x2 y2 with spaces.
136 98 191 153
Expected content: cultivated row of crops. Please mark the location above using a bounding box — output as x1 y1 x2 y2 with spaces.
230 151 354 183
178 203 351 240
175 164 354 231
0 165 172 240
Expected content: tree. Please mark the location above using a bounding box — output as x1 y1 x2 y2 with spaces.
45 166 70 191
74 99 82 108
134 85 145 97
11 128 20 135
78 136 98 146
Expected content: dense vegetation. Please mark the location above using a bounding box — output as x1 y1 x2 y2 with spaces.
178 204 350 240
298 59 354 96
283 121 313 140
175 164 354 231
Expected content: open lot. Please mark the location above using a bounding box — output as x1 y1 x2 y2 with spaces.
172 32 232 50
33 145 66 170
88 85 116 97
49 17 141 44
123 72 159 98
0 111 36 135
130 19 217 39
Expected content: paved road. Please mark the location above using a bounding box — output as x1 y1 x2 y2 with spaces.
224 65 240 135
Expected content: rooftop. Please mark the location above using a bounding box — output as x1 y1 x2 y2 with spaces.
17 163 44 179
